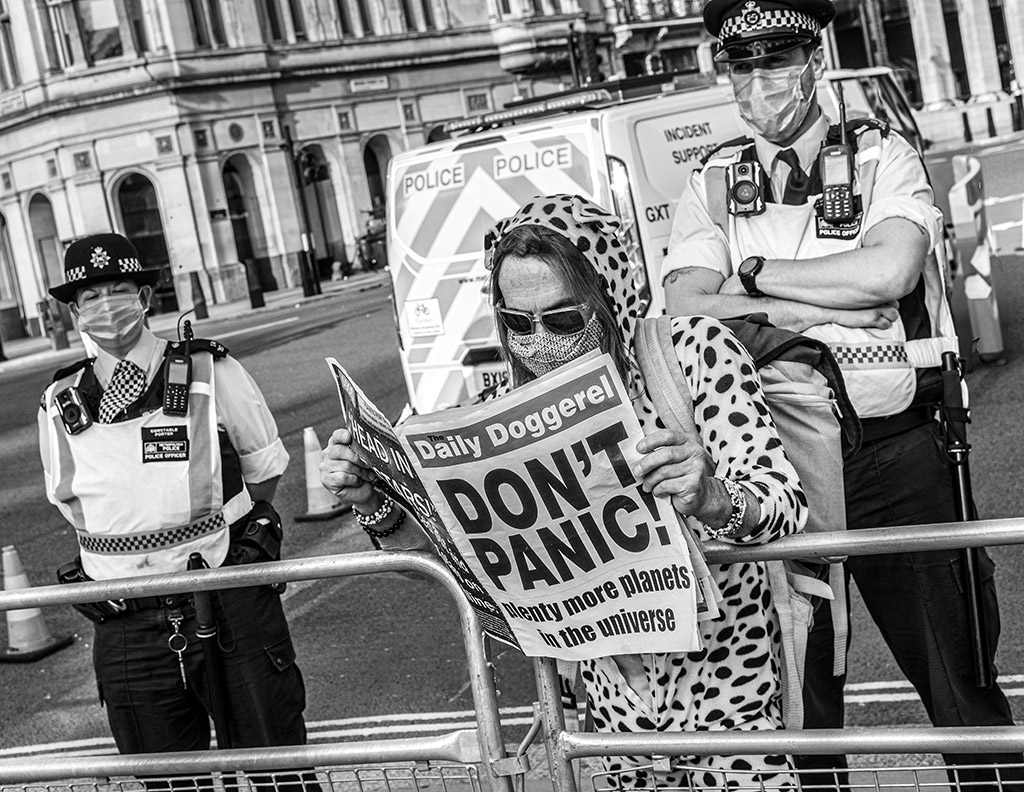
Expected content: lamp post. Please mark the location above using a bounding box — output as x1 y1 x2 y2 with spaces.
282 125 321 298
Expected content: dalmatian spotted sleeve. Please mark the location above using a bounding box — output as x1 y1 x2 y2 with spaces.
672 315 807 545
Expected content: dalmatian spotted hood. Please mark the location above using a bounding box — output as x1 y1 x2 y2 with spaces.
483 193 643 355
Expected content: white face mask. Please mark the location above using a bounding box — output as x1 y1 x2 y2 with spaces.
505 314 603 378
733 58 814 142
75 293 146 344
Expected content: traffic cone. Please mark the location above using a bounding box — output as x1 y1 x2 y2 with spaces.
0 545 73 663
295 427 350 522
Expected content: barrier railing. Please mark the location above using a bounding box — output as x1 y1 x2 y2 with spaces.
0 551 515 792
533 517 1024 792
3 518 1024 792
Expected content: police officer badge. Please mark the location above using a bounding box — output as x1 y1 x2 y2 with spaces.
742 1 762 30
90 246 110 269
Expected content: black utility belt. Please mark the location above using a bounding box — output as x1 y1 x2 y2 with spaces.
860 406 934 445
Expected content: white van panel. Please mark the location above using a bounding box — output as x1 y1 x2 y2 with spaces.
600 86 745 315
389 118 610 413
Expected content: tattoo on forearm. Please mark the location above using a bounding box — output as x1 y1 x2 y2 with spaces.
665 269 696 285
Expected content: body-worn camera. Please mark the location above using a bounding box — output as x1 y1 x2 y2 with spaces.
726 161 766 217
55 386 93 435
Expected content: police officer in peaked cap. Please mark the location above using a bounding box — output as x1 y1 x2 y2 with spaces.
663 1 1024 789
39 233 316 789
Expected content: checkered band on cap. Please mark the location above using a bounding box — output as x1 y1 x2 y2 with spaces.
64 248 143 285
832 343 911 370
78 513 226 555
719 5 820 41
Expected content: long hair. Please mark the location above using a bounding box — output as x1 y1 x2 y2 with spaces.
489 224 631 388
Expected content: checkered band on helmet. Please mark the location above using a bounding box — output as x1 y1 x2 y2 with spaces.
119 257 142 272
719 7 820 41
65 265 86 283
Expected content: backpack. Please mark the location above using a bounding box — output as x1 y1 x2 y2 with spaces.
634 313 861 729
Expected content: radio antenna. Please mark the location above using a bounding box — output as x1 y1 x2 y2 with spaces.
836 80 848 145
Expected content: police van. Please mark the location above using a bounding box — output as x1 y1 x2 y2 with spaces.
387 69 928 414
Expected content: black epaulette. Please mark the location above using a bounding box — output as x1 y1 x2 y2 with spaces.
698 135 754 169
166 338 229 359
51 357 94 384
826 118 890 149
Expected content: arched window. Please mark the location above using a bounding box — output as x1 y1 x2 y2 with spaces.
362 134 392 213
28 194 62 292
116 173 178 313
299 145 348 276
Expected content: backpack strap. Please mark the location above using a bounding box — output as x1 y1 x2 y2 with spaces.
635 316 698 437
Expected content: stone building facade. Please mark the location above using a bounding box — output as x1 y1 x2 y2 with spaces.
0 0 1018 337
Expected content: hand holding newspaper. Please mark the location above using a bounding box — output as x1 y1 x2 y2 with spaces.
328 351 720 661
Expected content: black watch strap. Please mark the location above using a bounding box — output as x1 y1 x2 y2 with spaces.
739 256 765 297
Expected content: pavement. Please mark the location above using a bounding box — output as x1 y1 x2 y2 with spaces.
0 269 392 376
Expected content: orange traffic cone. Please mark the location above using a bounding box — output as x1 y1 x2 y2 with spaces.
295 427 350 522
1 545 73 663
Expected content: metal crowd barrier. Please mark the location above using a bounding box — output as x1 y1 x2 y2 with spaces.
0 552 515 792
2 519 1024 792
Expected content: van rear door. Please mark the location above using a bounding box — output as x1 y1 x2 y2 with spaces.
389 117 607 413
601 85 744 315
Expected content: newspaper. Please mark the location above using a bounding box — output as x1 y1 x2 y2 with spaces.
397 352 704 660
327 358 519 646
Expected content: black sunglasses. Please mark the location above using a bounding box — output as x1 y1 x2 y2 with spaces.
497 303 592 335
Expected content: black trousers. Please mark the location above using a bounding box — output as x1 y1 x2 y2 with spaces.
93 584 315 790
796 421 1022 789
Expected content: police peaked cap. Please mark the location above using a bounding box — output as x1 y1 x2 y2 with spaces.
704 0 836 63
50 233 160 303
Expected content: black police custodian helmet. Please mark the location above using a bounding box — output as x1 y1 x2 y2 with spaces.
50 233 160 304
704 0 836 63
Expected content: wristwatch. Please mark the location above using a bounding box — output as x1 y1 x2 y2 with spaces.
738 255 766 297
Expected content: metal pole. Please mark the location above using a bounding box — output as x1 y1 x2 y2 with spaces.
187 553 232 749
941 351 992 689
534 657 578 792
282 126 319 298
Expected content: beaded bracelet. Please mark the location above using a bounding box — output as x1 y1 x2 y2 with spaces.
704 477 747 540
355 494 393 528
360 507 406 539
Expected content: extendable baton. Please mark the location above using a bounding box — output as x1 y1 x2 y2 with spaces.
188 552 233 748
940 351 992 689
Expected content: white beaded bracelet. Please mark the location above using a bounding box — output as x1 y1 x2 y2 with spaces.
704 477 747 539
355 494 394 528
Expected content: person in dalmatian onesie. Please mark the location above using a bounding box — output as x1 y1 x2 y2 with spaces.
322 194 808 789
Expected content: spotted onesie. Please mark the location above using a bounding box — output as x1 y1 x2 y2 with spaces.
484 195 806 790
580 315 804 790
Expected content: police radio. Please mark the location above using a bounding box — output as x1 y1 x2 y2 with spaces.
818 82 857 223
163 320 193 417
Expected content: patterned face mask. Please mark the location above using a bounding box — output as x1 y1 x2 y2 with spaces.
504 313 603 378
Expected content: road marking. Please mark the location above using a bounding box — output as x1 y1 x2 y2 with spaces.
215 316 299 340
7 680 1024 758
